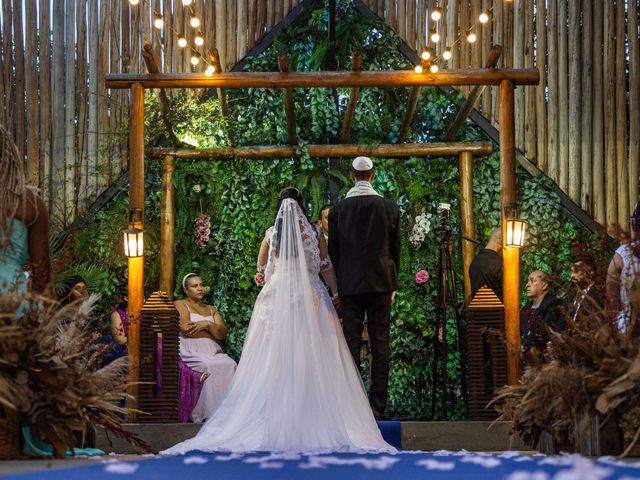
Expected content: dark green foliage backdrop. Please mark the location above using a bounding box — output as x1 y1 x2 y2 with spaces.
61 1 609 419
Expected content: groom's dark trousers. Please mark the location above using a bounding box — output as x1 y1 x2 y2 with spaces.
340 292 392 416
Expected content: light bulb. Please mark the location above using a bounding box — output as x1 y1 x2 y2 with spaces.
182 0 192 5
430 64 439 73
431 31 440 43
443 49 452 60
479 13 489 23
191 55 200 65
153 16 164 29
414 64 423 74
128 0 139 5
190 16 200 28
421 50 431 61
466 32 477 43
431 8 441 21
177 36 187 48
205 65 215 76
195 34 204 46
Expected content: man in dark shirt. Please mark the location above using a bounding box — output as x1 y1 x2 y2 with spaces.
521 270 564 353
468 228 503 301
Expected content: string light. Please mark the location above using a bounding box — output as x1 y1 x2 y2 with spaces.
205 65 216 76
195 33 205 46
466 32 477 43
443 49 452 60
191 54 200 65
128 0 140 5
430 30 440 43
177 35 188 48
190 16 200 28
181 0 192 5
421 49 431 61
153 15 164 29
479 13 489 23
430 64 439 73
431 8 442 21
414 64 423 74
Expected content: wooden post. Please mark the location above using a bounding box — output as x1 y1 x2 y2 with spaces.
160 155 175 298
499 79 520 385
127 83 145 419
341 49 361 143
397 86 421 143
277 53 297 145
210 47 234 145
459 151 476 305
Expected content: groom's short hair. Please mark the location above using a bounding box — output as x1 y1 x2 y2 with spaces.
351 167 375 181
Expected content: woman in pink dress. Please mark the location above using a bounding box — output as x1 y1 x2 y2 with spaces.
175 274 237 422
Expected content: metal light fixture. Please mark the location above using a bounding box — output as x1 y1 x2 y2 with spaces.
123 209 144 257
504 203 527 248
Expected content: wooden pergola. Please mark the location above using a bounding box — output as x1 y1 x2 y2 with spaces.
106 64 539 415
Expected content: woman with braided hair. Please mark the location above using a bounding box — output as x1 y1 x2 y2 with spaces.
0 124 50 293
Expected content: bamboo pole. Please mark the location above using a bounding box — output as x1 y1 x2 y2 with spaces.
557 0 568 191
127 82 145 419
524 0 536 161
397 86 421 143
503 0 513 69
567 0 581 202
106 69 541 89
160 155 175 298
546 0 558 183
593 0 605 224
513 0 524 149
534 0 546 172
398 0 406 41
491 0 502 121
444 45 502 141
256 0 266 46
146 142 494 159
12 0 25 160
2 1 13 136
39 0 51 196
385 0 396 32
499 79 520 385
248 0 257 50
581 0 593 212
604 0 617 230
88 0 99 199
615 0 628 227
0 13 4 129
470 0 480 68
215 0 226 72
278 53 298 145
77 0 89 209
439 0 448 58
237 0 248 60
210 47 233 145
447 0 458 62
630 0 640 211
480 0 491 118
64 0 77 223
98 0 110 189
163 0 172 73
227 0 237 69
275 0 283 24
341 49 361 143
267 0 275 32
407 0 415 49
25 0 38 183
459 151 475 305
51 0 65 221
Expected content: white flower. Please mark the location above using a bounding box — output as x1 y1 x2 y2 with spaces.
192 184 202 193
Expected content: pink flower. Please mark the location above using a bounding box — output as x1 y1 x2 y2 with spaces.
415 269 429 285
195 214 212 248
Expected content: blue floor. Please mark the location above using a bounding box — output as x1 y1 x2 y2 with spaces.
2 450 640 480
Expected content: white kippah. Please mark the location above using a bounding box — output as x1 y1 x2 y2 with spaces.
352 156 374 171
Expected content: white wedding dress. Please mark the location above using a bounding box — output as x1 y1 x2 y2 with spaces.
163 199 394 454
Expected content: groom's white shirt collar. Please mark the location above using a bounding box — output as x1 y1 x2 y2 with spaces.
345 181 381 198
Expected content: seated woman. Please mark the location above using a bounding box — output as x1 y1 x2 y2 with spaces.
175 273 237 422
110 285 128 350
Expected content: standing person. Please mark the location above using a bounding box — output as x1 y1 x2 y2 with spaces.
606 201 640 333
175 273 237 423
316 204 331 241
565 254 604 322
0 124 50 294
328 157 401 420
520 270 564 353
468 227 503 301
163 188 393 454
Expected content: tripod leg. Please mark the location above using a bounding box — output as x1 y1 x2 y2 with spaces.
430 243 446 420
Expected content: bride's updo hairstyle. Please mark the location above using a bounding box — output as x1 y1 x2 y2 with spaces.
273 187 308 259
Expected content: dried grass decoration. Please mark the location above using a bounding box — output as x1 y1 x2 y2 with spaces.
492 297 640 457
0 290 148 457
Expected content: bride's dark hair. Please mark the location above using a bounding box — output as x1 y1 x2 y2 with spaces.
273 187 310 259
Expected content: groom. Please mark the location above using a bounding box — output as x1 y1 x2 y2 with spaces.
328 156 401 420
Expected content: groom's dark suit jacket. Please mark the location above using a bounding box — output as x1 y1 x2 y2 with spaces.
328 195 401 296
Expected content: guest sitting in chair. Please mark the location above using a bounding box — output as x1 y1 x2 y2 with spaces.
175 273 237 422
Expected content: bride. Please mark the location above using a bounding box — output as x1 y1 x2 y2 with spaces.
163 188 394 453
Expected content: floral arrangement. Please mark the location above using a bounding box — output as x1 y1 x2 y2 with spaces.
409 212 432 248
415 269 430 285
0 291 147 457
194 213 211 248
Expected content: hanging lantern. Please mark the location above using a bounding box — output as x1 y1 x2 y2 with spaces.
123 208 144 257
504 204 527 248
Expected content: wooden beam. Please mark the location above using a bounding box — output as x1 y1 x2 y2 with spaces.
277 53 298 144
397 86 421 143
341 49 361 143
444 45 503 141
160 155 175 298
210 47 234 145
126 82 145 420
106 68 541 89
145 142 493 159
142 43 181 147
499 79 520 385
459 151 476 305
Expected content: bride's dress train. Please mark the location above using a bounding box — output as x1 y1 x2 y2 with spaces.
163 199 394 453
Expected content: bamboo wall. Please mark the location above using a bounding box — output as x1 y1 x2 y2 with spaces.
0 0 302 230
0 0 638 231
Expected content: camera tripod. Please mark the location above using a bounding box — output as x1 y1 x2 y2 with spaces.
429 223 470 420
